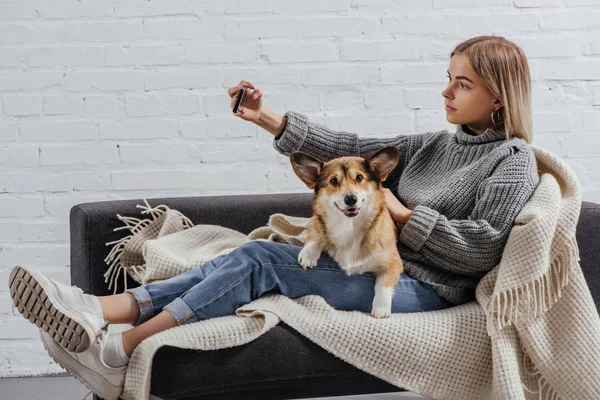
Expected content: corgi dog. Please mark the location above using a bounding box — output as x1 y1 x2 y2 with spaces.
290 146 404 319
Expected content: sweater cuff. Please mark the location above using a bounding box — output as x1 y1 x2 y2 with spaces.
272 111 309 156
399 205 439 252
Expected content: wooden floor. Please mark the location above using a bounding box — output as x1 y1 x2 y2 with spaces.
0 374 431 400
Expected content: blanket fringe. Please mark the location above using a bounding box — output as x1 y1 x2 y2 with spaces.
103 199 194 294
491 236 579 330
521 344 562 400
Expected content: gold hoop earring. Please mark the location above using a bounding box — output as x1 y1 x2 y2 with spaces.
491 109 501 126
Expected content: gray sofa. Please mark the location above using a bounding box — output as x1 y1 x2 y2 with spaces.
69 192 600 400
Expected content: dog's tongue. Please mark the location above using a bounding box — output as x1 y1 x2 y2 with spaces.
346 207 357 213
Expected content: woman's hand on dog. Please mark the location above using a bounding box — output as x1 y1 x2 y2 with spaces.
228 80 263 123
382 188 412 224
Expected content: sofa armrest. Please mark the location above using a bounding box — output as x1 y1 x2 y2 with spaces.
577 201 600 309
70 192 313 296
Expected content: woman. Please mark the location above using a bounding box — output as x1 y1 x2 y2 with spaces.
8 35 539 400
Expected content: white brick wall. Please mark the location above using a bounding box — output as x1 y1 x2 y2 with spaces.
1 0 599 377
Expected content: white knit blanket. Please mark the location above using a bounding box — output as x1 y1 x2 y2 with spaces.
103 145 600 400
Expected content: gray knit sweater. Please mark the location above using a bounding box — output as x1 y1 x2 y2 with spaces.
273 111 540 305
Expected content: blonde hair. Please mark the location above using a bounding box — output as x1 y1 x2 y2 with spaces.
450 36 533 144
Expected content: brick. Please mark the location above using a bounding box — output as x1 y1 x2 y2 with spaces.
263 41 339 63
42 94 82 116
144 69 219 90
83 95 123 118
143 18 225 40
0 195 44 218
0 172 110 193
105 45 184 66
19 121 97 142
513 37 578 58
0 145 38 167
118 143 202 164
532 112 571 132
513 0 561 6
49 20 143 42
221 67 300 86
0 123 17 142
0 320 40 340
270 0 351 13
403 88 443 111
0 221 68 243
267 168 311 191
0 2 36 19
114 0 201 17
43 193 121 218
0 48 21 67
543 60 600 80
185 42 259 63
322 90 364 112
434 0 510 8
300 16 383 37
40 144 119 166
224 18 303 39
0 72 62 91
3 96 41 116
181 118 258 139
125 94 162 117
382 15 461 36
415 111 454 133
205 0 270 14
340 40 417 61
301 65 379 86
382 63 448 84
539 11 600 30
337 114 412 135
34 1 113 18
161 93 202 115
99 120 178 139
200 143 276 163
593 85 600 106
0 244 69 269
24 46 104 67
66 71 143 91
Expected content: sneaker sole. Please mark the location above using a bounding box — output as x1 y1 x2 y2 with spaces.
40 331 123 400
9 265 91 353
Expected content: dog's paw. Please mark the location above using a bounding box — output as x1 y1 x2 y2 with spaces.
371 306 391 319
298 246 319 269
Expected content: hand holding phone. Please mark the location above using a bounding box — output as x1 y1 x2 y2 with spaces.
228 80 262 123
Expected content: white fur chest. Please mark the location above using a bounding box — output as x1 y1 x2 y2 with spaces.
325 213 381 276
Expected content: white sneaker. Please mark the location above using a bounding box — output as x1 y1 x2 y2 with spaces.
9 265 106 353
40 329 127 400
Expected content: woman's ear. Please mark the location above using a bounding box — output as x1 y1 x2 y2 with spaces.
290 152 323 189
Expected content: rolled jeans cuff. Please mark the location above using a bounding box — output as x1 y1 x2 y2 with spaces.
163 297 198 326
125 286 155 327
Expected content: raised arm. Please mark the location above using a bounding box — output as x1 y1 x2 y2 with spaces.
270 110 427 164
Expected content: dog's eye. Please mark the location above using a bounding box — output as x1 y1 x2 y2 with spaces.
356 175 363 182
330 177 338 186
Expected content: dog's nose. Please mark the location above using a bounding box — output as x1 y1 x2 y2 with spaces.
344 194 357 206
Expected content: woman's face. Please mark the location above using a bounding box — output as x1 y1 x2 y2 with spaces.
441 54 502 134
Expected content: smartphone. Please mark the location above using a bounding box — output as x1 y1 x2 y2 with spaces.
233 87 249 114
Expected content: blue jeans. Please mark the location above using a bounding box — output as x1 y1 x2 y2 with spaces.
126 241 452 326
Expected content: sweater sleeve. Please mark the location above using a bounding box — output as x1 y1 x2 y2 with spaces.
398 145 539 278
273 111 427 163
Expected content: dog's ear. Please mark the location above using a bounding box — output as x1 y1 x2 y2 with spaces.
290 152 323 189
366 146 399 182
